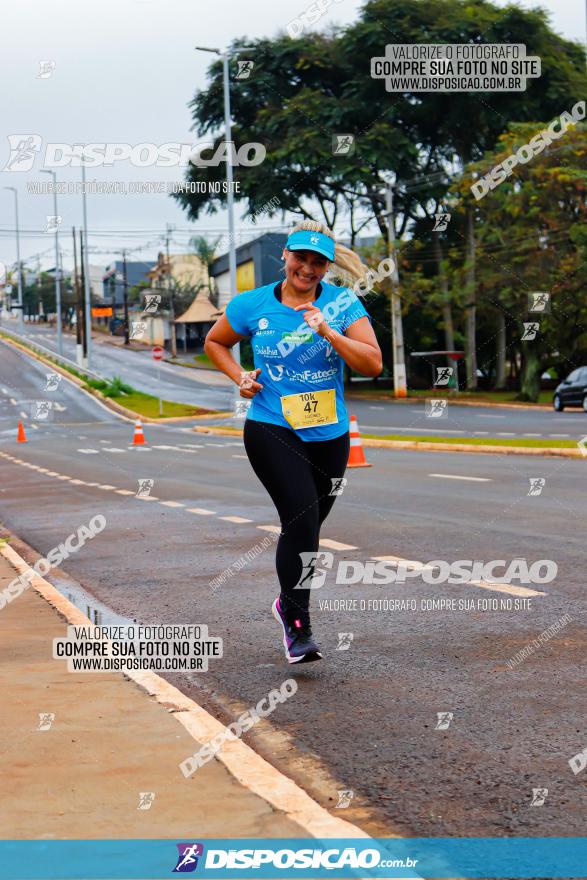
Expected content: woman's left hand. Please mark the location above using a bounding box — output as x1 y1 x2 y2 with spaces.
294 302 330 337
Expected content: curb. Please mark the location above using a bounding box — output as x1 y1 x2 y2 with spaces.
0 334 224 425
191 424 583 458
0 540 370 841
346 393 553 411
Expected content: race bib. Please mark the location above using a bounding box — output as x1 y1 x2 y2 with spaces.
281 389 338 430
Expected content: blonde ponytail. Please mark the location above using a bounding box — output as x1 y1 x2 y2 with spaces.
289 220 368 287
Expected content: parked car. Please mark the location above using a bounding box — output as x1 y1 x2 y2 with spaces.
552 367 587 411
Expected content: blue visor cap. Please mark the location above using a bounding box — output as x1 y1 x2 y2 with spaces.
286 230 335 262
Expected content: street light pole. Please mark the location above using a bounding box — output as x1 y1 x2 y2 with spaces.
195 45 255 383
385 181 407 398
40 169 63 355
3 187 24 334
81 160 92 368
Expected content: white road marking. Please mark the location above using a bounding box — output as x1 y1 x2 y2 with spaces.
522 433 542 438
370 556 546 597
159 500 185 508
102 448 126 453
9 398 16 405
549 433 570 438
187 507 216 515
136 495 159 501
69 479 86 485
19 411 27 419
473 431 489 436
362 424 463 434
115 489 134 495
31 424 39 430
179 443 205 449
152 445 180 450
1 387 8 394
369 405 385 410
257 525 281 534
220 515 253 524
319 538 358 551
496 432 516 437
232 454 248 459
476 414 506 419
78 448 99 454
98 484 117 490
429 473 492 482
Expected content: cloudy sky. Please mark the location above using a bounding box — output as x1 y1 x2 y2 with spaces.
0 0 584 272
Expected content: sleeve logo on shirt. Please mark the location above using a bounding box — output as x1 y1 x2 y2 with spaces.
258 317 269 330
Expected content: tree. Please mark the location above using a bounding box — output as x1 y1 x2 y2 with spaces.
453 122 587 400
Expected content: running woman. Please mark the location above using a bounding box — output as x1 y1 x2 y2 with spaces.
205 221 382 663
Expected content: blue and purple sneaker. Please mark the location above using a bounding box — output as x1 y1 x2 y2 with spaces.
272 597 322 664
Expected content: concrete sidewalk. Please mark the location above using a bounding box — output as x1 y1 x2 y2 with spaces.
0 548 355 841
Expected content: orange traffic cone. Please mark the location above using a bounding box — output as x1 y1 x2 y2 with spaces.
347 414 371 468
131 419 146 446
17 421 27 444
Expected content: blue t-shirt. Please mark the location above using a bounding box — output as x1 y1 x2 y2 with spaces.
225 280 370 441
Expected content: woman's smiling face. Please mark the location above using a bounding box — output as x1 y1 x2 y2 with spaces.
282 248 329 293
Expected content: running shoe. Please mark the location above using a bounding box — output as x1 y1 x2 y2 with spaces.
272 597 322 664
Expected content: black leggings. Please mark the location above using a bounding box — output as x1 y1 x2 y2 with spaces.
243 419 350 619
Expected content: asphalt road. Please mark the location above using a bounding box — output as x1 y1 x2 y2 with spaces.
1 338 585 840
9 319 587 441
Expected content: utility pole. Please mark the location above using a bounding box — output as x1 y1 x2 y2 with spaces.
79 229 88 365
122 249 129 345
40 169 63 354
166 224 177 357
385 181 407 398
81 160 92 368
3 187 24 334
72 227 83 366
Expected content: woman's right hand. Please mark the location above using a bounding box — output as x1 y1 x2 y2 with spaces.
239 368 264 399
